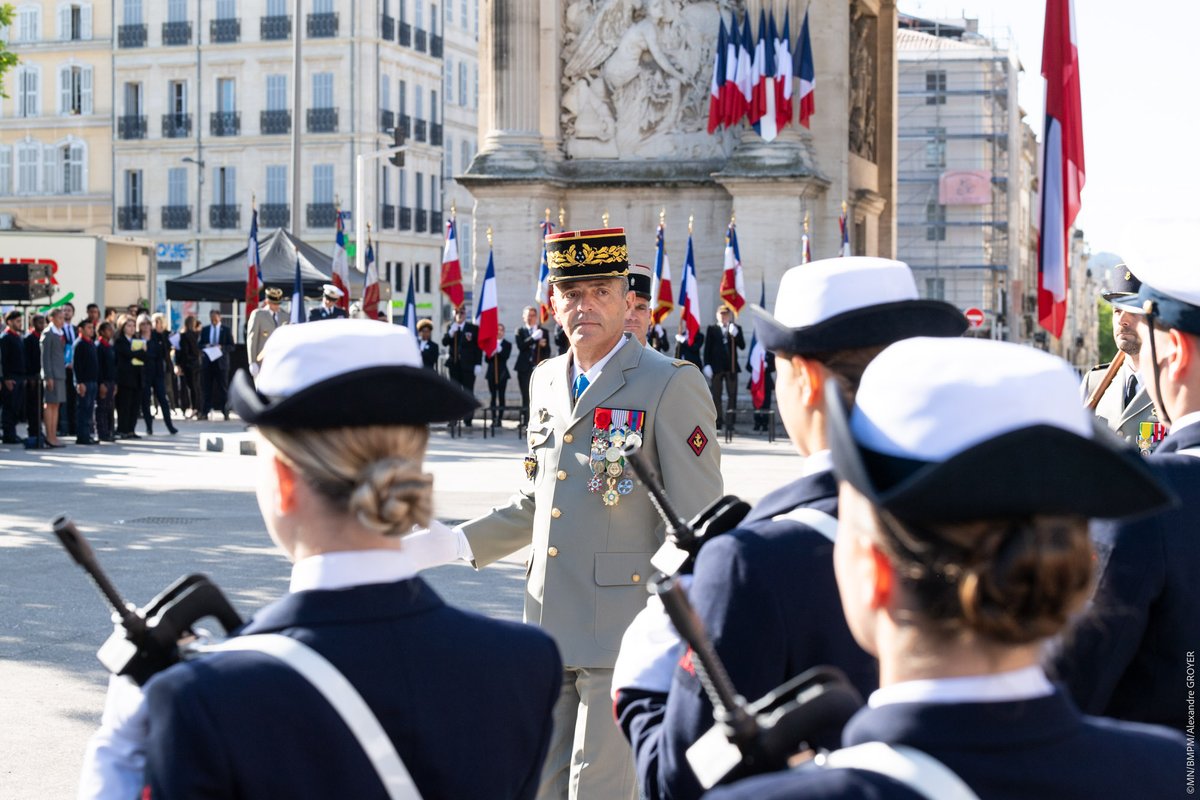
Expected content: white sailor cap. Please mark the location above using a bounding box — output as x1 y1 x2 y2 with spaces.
1113 260 1200 336
230 319 477 428
748 257 966 355
322 284 345 300
827 337 1171 522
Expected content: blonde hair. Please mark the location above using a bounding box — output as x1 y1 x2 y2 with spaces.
258 424 433 535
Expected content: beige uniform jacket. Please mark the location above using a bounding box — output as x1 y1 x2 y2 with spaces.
246 308 287 364
462 335 723 668
1081 360 1159 450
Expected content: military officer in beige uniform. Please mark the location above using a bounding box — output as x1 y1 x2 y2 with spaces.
1081 262 1163 453
449 228 723 799
246 287 288 378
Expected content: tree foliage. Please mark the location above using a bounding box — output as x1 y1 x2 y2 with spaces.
0 4 17 99
1097 298 1117 364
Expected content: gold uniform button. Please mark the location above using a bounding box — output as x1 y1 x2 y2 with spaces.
631 573 641 583
557 470 567 481
547 546 559 557
564 433 574 444
551 507 562 518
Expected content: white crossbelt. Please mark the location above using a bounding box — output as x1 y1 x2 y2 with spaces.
819 741 981 800
772 507 839 542
1174 447 1200 459
196 634 423 800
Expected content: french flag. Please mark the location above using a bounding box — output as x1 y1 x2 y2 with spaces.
839 206 851 257
753 9 778 141
1037 0 1085 338
651 220 674 325
720 222 746 314
362 238 381 319
748 280 767 409
736 14 754 125
678 231 701 346
330 210 351 312
795 8 815 128
441 217 465 309
402 268 418 335
536 218 553 323
245 204 261 310
723 10 742 125
474 248 499 357
289 256 304 324
774 9 793 133
708 17 728 133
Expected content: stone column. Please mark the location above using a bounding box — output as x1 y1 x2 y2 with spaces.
474 1 548 174
876 0 899 258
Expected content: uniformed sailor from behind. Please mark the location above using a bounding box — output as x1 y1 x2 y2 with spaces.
611 257 967 800
706 337 1183 800
1080 259 1162 452
77 321 563 800
308 284 348 322
1048 258 1200 733
246 287 288 378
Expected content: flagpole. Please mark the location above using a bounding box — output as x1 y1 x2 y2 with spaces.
289 0 302 234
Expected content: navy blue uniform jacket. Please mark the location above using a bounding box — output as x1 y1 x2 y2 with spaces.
1 329 25 377
143 577 562 799
616 471 877 800
1047 423 1200 732
704 690 1184 799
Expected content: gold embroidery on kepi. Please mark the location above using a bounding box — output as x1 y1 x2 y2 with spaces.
544 228 630 283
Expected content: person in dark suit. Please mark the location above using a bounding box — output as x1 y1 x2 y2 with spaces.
308 284 348 322
0 310 26 443
554 323 569 355
702 305 746 430
72 319 100 445
114 316 143 439
646 323 670 353
61 302 77 437
416 319 439 370
673 325 703 369
199 309 233 421
137 317 177 435
705 336 1183 800
79 320 563 800
515 305 552 421
485 323 512 426
177 315 202 418
23 314 44 440
441 305 481 425
1048 261 1200 733
95 321 117 442
613 257 968 800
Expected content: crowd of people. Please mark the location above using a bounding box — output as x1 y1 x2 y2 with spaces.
0 302 236 448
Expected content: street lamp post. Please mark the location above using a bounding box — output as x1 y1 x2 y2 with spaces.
354 133 407 278
181 156 206 274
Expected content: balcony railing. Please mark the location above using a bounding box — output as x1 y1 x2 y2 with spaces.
430 122 443 146
397 114 412 139
162 113 192 138
161 205 192 230
307 12 337 38
210 17 240 43
306 107 337 133
118 206 146 230
259 203 290 228
413 118 427 142
415 209 428 233
398 22 411 46
430 210 443 232
430 34 443 58
118 23 146 48
211 111 241 136
381 14 394 40
381 204 396 229
379 109 394 133
261 15 291 40
307 203 338 228
162 20 192 46
414 27 426 52
398 207 413 231
209 204 241 229
117 115 147 140
260 109 291 135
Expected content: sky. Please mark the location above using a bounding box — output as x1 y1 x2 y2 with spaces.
900 0 1200 268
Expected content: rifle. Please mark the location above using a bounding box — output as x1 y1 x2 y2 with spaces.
53 515 244 685
621 449 864 789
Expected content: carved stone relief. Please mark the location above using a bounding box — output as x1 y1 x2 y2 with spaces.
560 0 730 159
848 2 878 162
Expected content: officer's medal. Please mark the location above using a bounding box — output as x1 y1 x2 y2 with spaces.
589 408 646 507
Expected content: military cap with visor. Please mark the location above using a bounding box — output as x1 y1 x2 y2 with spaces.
544 228 630 284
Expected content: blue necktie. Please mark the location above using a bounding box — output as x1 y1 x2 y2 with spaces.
573 373 590 403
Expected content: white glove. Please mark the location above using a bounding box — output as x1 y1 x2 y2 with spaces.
450 322 461 334
401 520 473 570
77 675 149 800
703 365 714 380
531 328 543 341
611 576 693 698
249 362 260 377
474 364 483 377
675 333 687 343
655 324 665 337
728 323 739 337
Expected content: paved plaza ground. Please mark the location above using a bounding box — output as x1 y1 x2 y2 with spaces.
0 417 794 798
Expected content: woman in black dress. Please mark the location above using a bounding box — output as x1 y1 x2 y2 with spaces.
113 316 142 439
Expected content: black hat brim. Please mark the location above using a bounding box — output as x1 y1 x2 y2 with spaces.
825 380 1174 523
749 300 968 356
231 365 479 429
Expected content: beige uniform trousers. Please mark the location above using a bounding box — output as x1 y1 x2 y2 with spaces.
537 666 636 800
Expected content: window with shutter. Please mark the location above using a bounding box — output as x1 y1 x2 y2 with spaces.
64 141 85 193
81 67 92 114
43 144 59 194
58 3 69 40
265 165 287 205
313 164 333 204
168 167 188 206
18 67 39 118
59 65 71 114
380 74 390 111
0 148 11 195
17 142 39 194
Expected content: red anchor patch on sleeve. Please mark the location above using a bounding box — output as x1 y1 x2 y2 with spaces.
687 426 708 457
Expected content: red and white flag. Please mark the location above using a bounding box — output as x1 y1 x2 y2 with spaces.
474 248 498 357
678 232 702 346
330 210 351 312
795 8 816 129
441 217 465 309
735 14 754 124
720 222 746 314
362 238 381 319
536 218 553 324
774 9 793 134
748 280 767 409
723 10 742 125
1037 0 1085 338
651 221 674 325
708 16 728 133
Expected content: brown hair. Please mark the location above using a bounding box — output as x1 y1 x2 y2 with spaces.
258 424 433 536
777 344 888 404
871 511 1094 645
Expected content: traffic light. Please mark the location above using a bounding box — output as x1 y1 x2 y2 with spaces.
388 127 406 168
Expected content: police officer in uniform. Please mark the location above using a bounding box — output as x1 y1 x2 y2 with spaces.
79 321 563 799
1049 260 1200 733
613 257 967 800
707 337 1183 800
308 284 348 322
246 287 288 378
1080 261 1161 452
